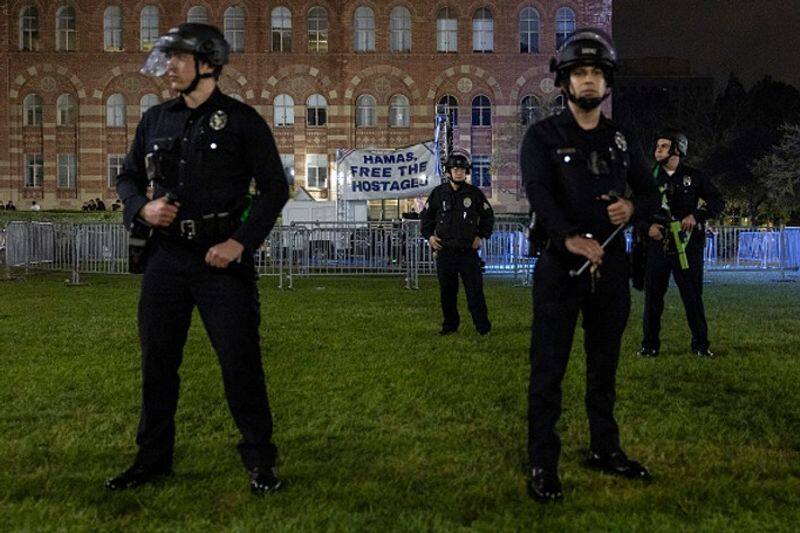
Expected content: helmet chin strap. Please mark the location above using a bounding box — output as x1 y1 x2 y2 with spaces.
446 173 466 187
566 87 611 111
179 58 215 96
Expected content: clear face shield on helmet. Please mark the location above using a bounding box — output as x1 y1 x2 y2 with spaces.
140 34 197 77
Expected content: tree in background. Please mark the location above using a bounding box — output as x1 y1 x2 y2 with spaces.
751 124 800 224
616 73 800 225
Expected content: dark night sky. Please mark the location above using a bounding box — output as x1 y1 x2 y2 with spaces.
613 0 800 91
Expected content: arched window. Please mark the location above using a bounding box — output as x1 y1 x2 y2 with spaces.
140 93 159 116
57 94 78 125
224 6 245 52
56 6 76 51
520 95 541 125
106 93 126 127
356 94 376 127
436 94 458 126
471 95 491 126
274 94 294 126
19 6 40 51
308 7 328 52
307 94 327 126
390 6 411 53
187 6 208 23
23 93 43 126
436 8 457 53
140 6 159 50
354 6 375 52
519 7 540 53
271 7 292 52
104 6 123 51
389 95 410 127
472 8 493 53
555 7 576 48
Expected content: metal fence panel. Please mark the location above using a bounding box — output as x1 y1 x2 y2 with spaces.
2 221 798 285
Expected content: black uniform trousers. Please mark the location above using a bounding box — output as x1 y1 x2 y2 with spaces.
642 236 708 352
528 248 629 470
436 247 491 333
134 238 277 471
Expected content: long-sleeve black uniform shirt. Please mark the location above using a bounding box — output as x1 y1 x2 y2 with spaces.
116 88 289 251
655 163 724 224
420 181 494 249
520 108 659 254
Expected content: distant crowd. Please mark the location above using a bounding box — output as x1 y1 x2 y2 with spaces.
0 199 121 212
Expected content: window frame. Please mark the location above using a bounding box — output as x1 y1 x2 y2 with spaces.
106 93 127 127
271 6 292 52
107 154 125 188
19 6 40 51
57 94 78 126
472 8 493 53
305 153 328 189
307 6 329 53
389 6 411 53
25 153 44 188
389 94 410 128
224 6 246 53
306 94 327 127
55 6 77 52
519 6 540 54
436 8 457 53
274 94 295 126
471 94 491 127
140 6 159 51
356 94 377 127
23 93 43 126
354 6 376 53
57 153 77 189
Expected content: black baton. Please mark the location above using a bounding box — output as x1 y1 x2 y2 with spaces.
569 223 627 278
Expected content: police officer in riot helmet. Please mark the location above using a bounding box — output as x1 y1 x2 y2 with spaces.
107 23 289 495
636 129 724 358
421 148 494 336
520 28 660 502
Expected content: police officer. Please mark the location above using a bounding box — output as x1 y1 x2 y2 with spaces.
421 149 494 336
636 130 724 358
520 28 659 502
106 24 289 495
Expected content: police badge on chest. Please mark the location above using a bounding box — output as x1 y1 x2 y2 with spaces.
209 110 228 130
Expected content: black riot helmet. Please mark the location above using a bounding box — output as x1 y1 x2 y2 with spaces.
140 23 230 94
550 28 618 110
444 150 472 172
656 129 689 158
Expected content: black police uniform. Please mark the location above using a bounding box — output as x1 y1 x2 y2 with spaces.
420 180 494 334
116 87 289 473
521 107 658 472
639 163 724 353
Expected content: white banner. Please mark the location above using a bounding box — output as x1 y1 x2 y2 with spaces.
337 142 439 200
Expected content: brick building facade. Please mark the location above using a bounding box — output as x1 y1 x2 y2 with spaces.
0 0 611 214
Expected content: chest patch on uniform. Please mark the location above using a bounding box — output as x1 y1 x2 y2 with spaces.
614 131 628 152
463 197 472 208
209 110 228 131
683 175 692 187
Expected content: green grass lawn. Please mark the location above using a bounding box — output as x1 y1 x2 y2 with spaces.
1 274 799 531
